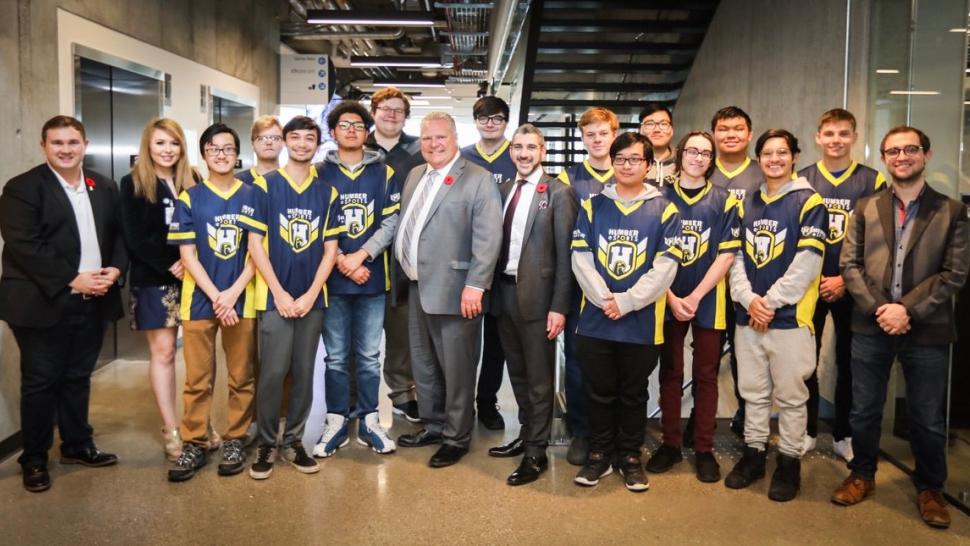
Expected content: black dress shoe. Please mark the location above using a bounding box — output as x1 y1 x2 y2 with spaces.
60 447 119 467
507 456 548 486
22 464 51 493
429 444 468 468
477 405 505 430
488 437 524 458
398 429 443 448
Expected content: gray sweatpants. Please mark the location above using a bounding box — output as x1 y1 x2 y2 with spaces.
256 309 324 447
734 325 816 458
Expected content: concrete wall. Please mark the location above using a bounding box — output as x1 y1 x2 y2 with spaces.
672 0 871 168
0 0 284 446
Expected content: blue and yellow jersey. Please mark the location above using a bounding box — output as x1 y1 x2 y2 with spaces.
736 181 828 331
320 160 398 296
461 140 517 186
663 182 741 330
557 160 614 206
798 161 886 277
235 167 264 186
710 157 763 203
571 192 682 345
238 167 343 311
167 180 256 321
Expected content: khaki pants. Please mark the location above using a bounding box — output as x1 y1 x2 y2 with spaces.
180 318 256 445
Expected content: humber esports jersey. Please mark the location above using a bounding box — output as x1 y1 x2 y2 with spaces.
320 161 398 296
736 182 828 331
663 182 741 330
797 161 886 276
557 160 615 206
238 167 343 311
710 157 763 203
461 141 517 186
571 192 682 345
167 180 256 321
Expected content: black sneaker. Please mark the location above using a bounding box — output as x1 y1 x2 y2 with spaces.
574 451 613 487
645 443 683 474
683 410 696 449
477 404 505 430
695 451 721 483
392 400 421 423
724 446 766 489
283 442 320 474
730 408 745 436
249 445 276 480
617 456 650 492
218 439 246 476
168 443 207 482
768 453 801 502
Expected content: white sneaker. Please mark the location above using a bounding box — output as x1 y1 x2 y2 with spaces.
833 437 854 462
803 435 817 454
357 413 396 454
313 413 349 458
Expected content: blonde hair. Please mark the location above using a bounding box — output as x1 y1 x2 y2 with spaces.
251 115 283 141
133 118 196 203
578 107 619 131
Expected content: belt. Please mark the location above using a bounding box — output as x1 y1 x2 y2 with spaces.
499 274 517 284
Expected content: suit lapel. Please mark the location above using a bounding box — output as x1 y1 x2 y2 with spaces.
42 166 81 245
86 175 106 246
401 168 423 215
876 190 895 254
521 173 552 245
903 188 938 259
423 156 464 223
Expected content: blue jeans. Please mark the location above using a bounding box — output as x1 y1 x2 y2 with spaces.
323 294 385 417
848 332 950 492
564 290 588 438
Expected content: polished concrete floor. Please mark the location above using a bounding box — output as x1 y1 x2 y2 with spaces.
1 354 969 545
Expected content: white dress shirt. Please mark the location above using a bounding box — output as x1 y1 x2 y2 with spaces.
395 152 461 281
503 168 543 276
50 165 101 272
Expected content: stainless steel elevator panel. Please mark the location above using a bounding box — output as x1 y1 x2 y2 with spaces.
212 95 256 171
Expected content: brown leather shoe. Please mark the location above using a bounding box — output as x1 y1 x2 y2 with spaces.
831 474 875 506
917 490 950 529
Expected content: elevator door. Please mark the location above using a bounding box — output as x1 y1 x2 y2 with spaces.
212 96 255 171
75 55 163 363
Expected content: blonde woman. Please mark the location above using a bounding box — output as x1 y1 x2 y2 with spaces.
119 118 205 460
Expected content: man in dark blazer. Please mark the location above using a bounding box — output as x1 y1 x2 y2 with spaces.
487 124 578 485
394 112 503 468
0 116 127 492
832 126 969 529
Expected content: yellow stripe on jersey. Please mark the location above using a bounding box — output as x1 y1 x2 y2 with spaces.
254 236 270 311
725 192 741 213
167 231 195 241
571 239 590 249
180 269 197 321
382 203 401 215
238 215 268 232
179 191 191 207
613 200 644 216
800 192 825 221
661 201 678 223
797 238 826 253
653 293 667 344
323 185 346 237
338 165 365 181
875 171 887 190
279 167 315 194
475 140 510 163
817 161 858 186
583 160 614 183
714 278 727 330
386 165 395 181
581 197 593 220
715 157 751 179
795 273 821 332
253 176 268 191
718 239 741 250
557 170 571 185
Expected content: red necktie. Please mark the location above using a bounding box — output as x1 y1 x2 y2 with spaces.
499 179 527 270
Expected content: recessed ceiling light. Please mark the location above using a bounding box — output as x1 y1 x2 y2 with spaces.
876 69 900 74
889 90 940 95
306 10 434 27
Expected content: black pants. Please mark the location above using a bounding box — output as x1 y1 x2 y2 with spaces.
577 334 659 459
807 295 854 439
11 298 107 467
476 314 506 409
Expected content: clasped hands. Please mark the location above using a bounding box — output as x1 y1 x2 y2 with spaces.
875 303 910 335
336 250 371 285
69 267 122 297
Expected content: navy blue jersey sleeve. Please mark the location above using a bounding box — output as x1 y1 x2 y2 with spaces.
167 190 196 245
238 177 268 235
717 193 742 255
797 192 828 256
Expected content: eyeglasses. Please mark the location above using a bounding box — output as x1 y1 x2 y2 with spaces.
254 135 283 144
641 120 672 131
336 121 367 131
683 147 713 160
882 145 923 158
204 146 237 157
612 156 646 166
759 149 792 159
376 105 406 117
476 115 507 126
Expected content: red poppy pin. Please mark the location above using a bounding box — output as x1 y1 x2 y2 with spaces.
443 175 455 186
536 183 547 193
85 177 96 191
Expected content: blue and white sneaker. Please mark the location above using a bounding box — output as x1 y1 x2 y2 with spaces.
357 413 396 454
312 413 349 458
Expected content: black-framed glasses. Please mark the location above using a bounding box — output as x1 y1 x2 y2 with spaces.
882 145 923 158
254 135 283 144
641 120 672 131
336 121 367 131
204 146 237 157
683 147 713 160
476 114 507 125
613 156 646 166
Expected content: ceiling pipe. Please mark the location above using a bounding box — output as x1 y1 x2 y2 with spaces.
285 28 406 40
486 0 516 85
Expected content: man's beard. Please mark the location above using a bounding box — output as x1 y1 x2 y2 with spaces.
892 163 925 186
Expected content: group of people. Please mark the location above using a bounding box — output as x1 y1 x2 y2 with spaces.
1 87 967 530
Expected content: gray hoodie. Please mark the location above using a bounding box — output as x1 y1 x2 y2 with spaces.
571 183 679 316
729 176 824 311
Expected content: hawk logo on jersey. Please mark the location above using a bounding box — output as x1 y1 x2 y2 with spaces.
680 227 711 267
826 208 849 244
344 201 375 239
598 234 649 280
207 222 242 260
745 228 787 268
492 173 504 185
279 213 320 253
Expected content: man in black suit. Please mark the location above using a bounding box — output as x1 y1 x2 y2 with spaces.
487 124 578 485
0 116 127 492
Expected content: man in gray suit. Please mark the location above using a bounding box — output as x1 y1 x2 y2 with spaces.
395 112 503 467
487 124 578 485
